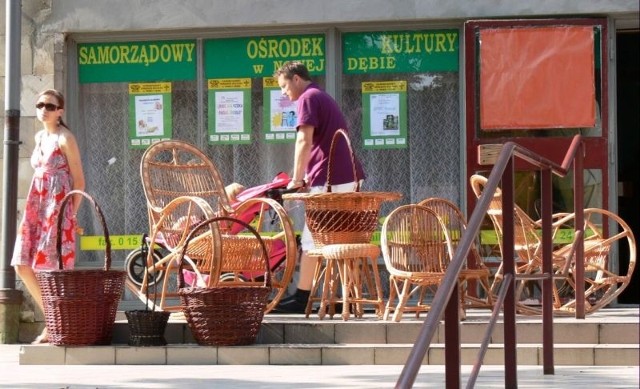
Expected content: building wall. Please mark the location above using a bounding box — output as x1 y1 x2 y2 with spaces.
0 0 638 341
39 1 640 32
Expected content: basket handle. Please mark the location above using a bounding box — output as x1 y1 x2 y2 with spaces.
326 129 360 193
140 233 160 312
56 190 111 271
176 216 272 289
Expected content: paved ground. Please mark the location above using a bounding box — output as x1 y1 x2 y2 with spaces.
0 344 638 388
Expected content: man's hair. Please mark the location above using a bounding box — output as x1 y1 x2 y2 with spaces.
274 61 311 81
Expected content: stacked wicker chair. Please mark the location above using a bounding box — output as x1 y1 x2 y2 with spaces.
470 174 636 315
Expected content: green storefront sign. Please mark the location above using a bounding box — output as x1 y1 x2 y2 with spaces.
342 30 459 74
205 35 326 78
78 40 197 83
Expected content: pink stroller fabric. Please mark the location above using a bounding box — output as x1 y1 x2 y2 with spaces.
182 172 292 286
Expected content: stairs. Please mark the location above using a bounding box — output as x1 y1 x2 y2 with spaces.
19 308 639 366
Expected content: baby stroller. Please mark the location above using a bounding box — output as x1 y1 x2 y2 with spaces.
124 140 299 313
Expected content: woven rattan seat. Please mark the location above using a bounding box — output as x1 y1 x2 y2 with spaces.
306 243 384 320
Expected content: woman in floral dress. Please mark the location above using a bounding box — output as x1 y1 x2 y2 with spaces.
12 89 85 344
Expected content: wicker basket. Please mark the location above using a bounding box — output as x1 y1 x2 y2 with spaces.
283 129 401 246
125 234 170 347
177 216 271 346
35 190 126 346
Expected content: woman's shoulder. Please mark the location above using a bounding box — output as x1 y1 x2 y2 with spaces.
57 126 76 140
57 127 78 149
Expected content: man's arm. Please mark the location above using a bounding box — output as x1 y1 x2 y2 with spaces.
288 124 314 189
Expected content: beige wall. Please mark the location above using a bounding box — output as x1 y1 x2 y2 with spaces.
39 1 640 32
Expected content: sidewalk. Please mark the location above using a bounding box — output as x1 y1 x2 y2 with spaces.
0 344 638 388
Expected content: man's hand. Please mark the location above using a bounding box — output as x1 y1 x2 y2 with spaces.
286 179 306 190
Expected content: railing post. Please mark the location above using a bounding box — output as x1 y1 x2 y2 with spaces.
573 142 585 318
444 285 461 389
501 160 518 388
540 168 555 374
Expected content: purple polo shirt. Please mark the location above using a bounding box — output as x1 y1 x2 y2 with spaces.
296 83 366 186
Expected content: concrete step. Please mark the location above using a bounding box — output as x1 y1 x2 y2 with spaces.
108 311 639 346
18 308 639 366
20 343 638 366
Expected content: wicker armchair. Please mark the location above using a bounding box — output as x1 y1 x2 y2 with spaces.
126 140 297 313
380 204 455 322
470 174 636 315
418 198 494 312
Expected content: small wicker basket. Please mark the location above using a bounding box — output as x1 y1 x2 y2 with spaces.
177 216 272 346
36 190 126 346
283 129 401 246
125 234 170 347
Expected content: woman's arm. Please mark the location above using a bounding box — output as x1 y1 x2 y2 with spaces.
59 130 86 215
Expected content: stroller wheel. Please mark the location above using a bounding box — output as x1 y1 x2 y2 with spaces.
124 248 165 287
219 272 247 283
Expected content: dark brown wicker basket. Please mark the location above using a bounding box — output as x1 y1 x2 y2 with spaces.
125 234 170 347
125 309 170 346
35 190 126 346
177 216 271 346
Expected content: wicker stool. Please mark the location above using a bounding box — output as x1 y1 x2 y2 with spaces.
304 249 338 319
316 243 384 321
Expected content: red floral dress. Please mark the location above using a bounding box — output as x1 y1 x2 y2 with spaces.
11 132 76 270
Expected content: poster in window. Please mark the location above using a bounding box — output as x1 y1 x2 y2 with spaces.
362 81 407 149
128 82 172 149
263 77 297 143
207 78 252 144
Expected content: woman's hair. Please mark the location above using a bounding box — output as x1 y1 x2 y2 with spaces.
38 89 70 130
273 61 311 81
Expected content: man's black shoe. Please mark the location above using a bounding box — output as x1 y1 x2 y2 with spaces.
273 295 308 314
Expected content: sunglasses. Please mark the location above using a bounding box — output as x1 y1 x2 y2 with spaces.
35 102 60 112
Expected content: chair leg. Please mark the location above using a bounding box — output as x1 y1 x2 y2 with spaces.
384 278 397 320
318 259 335 320
365 258 385 318
334 258 351 321
305 256 324 318
350 258 366 318
458 281 467 321
393 279 412 322
327 265 341 318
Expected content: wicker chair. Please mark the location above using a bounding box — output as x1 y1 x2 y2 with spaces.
126 140 297 313
470 174 636 315
380 204 455 322
418 198 494 313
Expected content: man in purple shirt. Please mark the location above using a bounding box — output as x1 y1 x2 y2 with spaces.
273 61 365 313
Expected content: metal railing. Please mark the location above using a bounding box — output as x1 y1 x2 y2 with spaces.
396 135 585 388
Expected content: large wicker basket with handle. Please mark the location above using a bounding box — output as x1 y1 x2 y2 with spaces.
283 129 401 246
177 216 272 346
35 190 126 346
